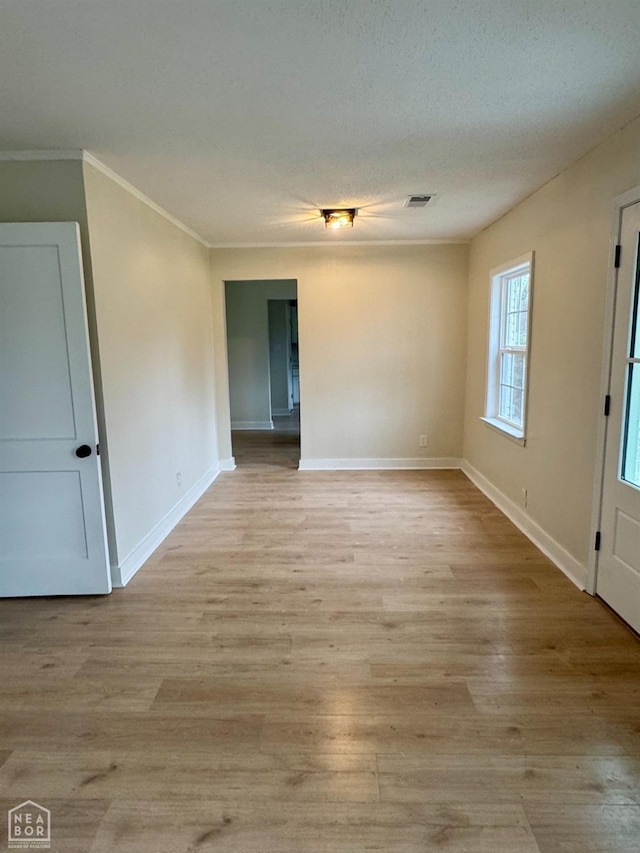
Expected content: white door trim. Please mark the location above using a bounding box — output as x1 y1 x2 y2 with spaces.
588 184 640 595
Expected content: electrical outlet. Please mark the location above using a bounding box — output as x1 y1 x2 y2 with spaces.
419 434 428 448
176 472 182 487
521 487 527 507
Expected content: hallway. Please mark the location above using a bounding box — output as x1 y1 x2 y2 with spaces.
0 435 639 851
232 406 300 469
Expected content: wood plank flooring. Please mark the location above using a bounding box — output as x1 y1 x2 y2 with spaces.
0 426 639 851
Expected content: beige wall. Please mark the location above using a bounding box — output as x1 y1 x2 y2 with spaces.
211 244 469 464
83 163 218 568
463 115 640 569
225 279 297 426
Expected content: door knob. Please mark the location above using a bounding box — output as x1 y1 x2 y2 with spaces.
75 444 93 458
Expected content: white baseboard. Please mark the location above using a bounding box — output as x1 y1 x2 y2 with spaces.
219 457 236 471
231 420 274 430
111 462 221 588
461 460 587 590
272 408 292 416
298 457 462 471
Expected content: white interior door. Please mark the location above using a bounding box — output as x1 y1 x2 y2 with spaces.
597 200 640 631
0 222 111 596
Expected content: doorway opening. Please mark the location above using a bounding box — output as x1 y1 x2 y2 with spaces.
224 279 300 468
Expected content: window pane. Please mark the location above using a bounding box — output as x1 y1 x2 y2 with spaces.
498 383 524 427
622 364 640 487
507 277 520 313
513 352 524 389
505 312 520 346
511 388 523 426
518 311 528 345
501 352 513 386
631 265 640 358
500 352 525 392
504 309 527 347
506 273 529 309
499 385 512 421
518 275 529 310
503 273 530 347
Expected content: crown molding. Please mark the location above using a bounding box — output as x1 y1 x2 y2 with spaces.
0 150 471 249
0 148 208 247
81 152 208 246
209 238 470 249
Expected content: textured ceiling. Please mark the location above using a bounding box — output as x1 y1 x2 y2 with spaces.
1 1 640 245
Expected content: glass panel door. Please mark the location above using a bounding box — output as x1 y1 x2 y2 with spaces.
621 235 640 487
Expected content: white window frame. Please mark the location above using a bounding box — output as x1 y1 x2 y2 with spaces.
482 251 534 444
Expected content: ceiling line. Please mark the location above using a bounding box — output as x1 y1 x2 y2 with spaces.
0 148 470 249
0 148 210 247
209 239 470 248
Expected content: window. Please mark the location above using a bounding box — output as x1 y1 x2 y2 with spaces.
483 253 533 442
622 251 640 487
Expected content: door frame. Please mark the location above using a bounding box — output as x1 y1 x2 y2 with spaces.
267 298 294 416
218 278 301 466
588 184 640 595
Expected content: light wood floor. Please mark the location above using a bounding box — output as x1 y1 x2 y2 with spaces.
0 429 639 852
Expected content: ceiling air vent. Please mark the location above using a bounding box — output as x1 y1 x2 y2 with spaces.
404 194 433 208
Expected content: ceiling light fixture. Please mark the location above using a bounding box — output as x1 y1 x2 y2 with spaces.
322 208 357 229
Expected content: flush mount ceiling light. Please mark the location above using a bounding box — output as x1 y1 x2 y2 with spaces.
322 208 357 229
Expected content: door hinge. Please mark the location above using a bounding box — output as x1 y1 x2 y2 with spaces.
96 443 100 456
604 395 611 416
614 244 621 268
594 531 601 551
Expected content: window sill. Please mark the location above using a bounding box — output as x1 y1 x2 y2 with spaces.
480 417 526 446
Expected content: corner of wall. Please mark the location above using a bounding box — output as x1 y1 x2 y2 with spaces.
79 160 120 567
